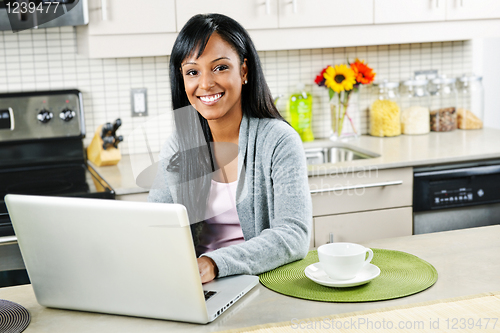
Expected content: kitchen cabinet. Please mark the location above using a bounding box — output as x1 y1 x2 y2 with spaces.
446 0 500 20
309 167 413 247
76 0 500 58
278 0 373 28
176 0 279 31
76 0 177 58
86 0 176 35
375 0 500 24
374 0 446 24
314 207 412 247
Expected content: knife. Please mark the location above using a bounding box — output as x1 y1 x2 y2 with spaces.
101 122 113 139
102 136 114 150
113 135 124 149
109 118 122 138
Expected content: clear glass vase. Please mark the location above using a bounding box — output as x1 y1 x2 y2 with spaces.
329 90 360 141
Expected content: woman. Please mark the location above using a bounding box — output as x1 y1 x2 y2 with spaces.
148 13 312 283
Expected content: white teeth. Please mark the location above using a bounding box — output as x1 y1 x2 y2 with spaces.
200 93 222 103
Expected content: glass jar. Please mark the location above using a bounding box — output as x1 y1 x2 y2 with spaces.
430 76 458 132
456 74 484 130
369 80 401 137
400 79 430 135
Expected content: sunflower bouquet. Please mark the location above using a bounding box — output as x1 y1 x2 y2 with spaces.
315 59 376 139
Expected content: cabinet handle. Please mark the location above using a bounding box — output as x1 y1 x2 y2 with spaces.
0 236 17 245
292 0 298 13
460 0 464 7
436 0 439 8
328 233 334 244
101 0 108 21
265 0 271 15
310 180 403 194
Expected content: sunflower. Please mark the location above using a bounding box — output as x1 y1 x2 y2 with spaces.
323 64 356 93
350 58 376 85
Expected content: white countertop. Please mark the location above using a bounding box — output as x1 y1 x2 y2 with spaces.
1 226 499 332
91 128 500 196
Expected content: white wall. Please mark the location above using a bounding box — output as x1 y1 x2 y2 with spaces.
0 27 473 154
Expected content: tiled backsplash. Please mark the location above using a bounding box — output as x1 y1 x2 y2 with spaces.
0 27 472 154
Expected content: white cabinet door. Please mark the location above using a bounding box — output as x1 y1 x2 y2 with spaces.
176 0 279 31
88 0 176 35
374 0 446 24
446 0 500 20
278 0 373 28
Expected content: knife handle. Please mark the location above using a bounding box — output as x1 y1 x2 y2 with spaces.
101 122 113 138
102 136 114 150
113 135 124 149
112 118 122 132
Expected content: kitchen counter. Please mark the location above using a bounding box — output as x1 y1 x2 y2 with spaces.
91 128 500 195
1 225 499 332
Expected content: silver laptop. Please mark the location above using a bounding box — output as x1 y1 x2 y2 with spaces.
5 194 259 324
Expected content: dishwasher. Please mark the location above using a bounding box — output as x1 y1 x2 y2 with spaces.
413 160 500 234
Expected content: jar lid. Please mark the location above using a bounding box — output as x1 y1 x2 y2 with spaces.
376 79 399 88
402 79 429 86
432 76 456 84
458 74 483 82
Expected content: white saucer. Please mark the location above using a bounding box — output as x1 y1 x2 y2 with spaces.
304 262 381 288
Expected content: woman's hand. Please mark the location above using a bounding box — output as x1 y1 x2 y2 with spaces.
197 256 218 283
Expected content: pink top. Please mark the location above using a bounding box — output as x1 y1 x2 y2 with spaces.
196 179 245 254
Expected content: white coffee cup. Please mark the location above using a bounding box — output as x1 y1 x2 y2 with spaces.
317 242 374 280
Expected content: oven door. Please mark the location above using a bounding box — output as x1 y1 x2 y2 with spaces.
0 237 29 288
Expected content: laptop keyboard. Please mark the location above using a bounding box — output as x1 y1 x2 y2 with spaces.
204 290 217 301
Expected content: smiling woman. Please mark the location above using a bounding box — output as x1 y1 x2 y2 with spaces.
181 35 247 125
148 13 312 283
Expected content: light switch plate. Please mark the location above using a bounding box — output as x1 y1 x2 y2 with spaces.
131 88 148 117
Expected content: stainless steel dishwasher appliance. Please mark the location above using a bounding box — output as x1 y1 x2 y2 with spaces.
0 90 114 288
413 161 500 234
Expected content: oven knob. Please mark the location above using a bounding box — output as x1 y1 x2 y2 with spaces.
37 109 53 123
59 108 76 122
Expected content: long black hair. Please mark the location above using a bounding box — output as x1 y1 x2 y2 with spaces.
168 13 283 229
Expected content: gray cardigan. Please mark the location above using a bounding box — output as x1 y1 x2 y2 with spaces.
147 114 312 277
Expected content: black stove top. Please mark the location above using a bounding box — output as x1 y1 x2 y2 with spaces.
0 162 114 237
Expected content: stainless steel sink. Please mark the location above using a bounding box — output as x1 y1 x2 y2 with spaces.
304 143 379 165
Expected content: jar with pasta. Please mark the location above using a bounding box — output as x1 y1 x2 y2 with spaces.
430 76 458 132
400 79 430 135
369 80 401 137
456 74 484 130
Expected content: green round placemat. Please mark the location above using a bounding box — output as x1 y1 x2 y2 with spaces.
259 249 438 302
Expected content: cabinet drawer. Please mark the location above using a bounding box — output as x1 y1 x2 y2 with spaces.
309 167 412 216
314 207 412 247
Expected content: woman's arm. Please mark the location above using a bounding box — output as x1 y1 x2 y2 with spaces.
202 130 312 277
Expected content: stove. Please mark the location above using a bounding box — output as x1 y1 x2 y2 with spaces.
0 89 114 288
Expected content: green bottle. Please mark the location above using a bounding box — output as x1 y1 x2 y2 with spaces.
287 83 314 142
